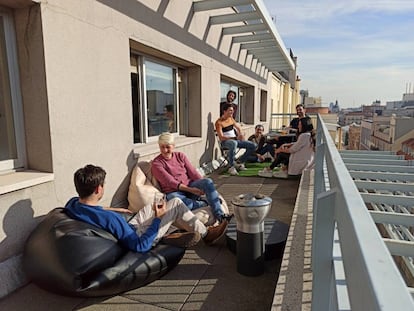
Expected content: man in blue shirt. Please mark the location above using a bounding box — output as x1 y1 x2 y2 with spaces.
65 164 228 252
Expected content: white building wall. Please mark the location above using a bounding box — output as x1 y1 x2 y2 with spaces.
0 0 294 297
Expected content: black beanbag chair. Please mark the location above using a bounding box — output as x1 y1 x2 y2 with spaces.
23 208 185 297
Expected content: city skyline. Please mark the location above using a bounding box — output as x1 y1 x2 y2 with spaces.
263 0 414 108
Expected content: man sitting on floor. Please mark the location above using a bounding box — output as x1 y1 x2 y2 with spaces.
65 164 228 250
247 124 275 163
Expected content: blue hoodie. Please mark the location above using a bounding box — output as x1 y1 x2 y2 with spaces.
64 197 160 253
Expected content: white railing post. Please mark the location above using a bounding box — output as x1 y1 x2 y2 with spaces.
269 113 414 310
312 190 337 311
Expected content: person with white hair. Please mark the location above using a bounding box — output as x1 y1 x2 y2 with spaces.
151 132 232 224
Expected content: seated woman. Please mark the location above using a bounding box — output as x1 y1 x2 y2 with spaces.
215 103 256 175
258 117 315 179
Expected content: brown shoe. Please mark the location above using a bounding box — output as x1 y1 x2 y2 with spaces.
161 231 201 248
203 220 228 245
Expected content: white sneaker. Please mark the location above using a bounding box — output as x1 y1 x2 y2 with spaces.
228 166 239 176
273 170 288 179
235 163 247 171
258 168 273 178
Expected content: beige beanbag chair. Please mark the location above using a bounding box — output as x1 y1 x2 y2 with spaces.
127 161 228 226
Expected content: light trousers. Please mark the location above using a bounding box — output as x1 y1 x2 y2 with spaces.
129 197 207 244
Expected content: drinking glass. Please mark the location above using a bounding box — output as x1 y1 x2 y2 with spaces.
153 193 166 209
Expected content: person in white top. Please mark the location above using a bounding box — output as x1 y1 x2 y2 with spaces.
258 117 315 178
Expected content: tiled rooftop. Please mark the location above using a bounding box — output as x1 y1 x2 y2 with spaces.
0 171 303 311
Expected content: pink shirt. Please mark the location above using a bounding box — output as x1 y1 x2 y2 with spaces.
151 151 202 193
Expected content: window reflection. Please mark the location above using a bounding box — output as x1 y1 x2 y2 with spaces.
145 60 177 137
0 16 17 161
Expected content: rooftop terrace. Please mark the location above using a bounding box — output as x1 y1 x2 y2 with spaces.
1 115 413 310
0 170 301 310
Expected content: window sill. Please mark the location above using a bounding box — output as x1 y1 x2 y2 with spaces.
133 136 202 159
0 170 54 195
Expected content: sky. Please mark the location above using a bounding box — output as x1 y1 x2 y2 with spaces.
262 0 414 108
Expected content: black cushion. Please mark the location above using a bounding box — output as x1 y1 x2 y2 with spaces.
23 208 185 297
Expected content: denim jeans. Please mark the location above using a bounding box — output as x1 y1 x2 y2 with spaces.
221 139 256 167
246 143 275 162
166 178 223 218
270 152 290 169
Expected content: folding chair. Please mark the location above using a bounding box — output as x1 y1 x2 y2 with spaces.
214 131 242 169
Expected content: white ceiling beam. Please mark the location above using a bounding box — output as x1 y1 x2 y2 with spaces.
193 0 253 12
240 41 276 49
209 11 260 25
223 24 267 35
247 50 283 58
232 33 273 43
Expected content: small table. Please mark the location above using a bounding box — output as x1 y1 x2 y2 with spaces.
225 218 289 260
266 131 297 147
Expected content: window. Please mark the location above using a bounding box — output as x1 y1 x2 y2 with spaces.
260 90 267 122
220 81 239 120
220 79 254 124
130 54 179 143
0 10 25 171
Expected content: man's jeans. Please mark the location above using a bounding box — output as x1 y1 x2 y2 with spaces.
247 143 275 162
166 178 223 219
221 139 256 167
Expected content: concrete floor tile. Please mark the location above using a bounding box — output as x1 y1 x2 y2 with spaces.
1 170 302 311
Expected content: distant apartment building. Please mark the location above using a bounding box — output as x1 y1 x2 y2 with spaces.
384 92 414 118
340 100 385 127
298 90 330 119
399 138 414 160
344 111 365 125
303 96 322 107
383 107 414 118
362 100 386 117
386 92 414 110
361 114 414 151
305 106 329 114
360 119 373 150
347 123 361 150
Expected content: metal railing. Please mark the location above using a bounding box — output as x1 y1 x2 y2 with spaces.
312 115 414 310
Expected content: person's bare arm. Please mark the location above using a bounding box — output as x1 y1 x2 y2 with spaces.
233 122 245 140
178 183 204 196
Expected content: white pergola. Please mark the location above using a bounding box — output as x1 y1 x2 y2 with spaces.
192 0 296 75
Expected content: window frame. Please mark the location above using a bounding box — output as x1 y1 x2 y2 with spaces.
220 81 240 120
0 9 26 172
260 89 267 122
220 79 254 125
130 52 181 144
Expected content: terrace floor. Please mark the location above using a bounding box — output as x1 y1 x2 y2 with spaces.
0 170 309 311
